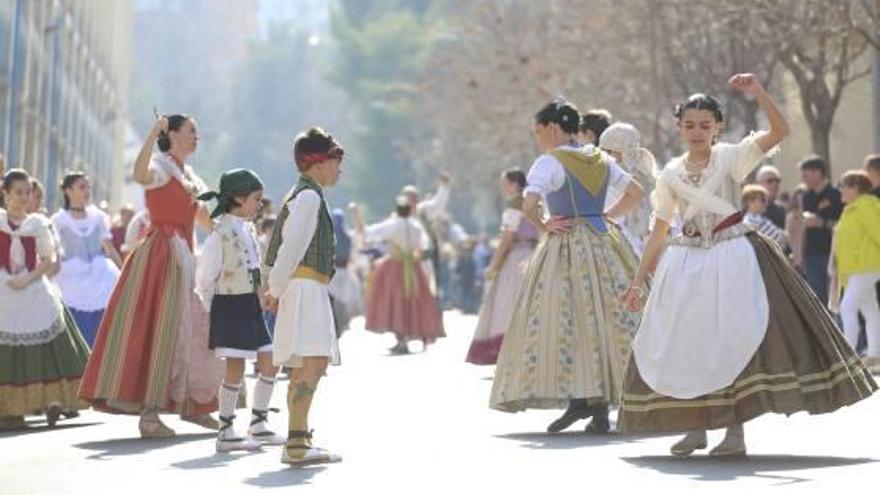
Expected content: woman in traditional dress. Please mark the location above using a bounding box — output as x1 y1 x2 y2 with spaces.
599 122 658 255
619 74 876 457
78 115 224 438
466 169 538 365
489 98 645 434
356 196 445 355
51 172 122 347
0 169 90 429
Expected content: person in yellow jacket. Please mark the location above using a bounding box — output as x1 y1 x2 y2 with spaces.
830 170 880 370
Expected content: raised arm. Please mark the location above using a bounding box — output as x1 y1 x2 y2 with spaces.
729 73 789 152
132 118 168 186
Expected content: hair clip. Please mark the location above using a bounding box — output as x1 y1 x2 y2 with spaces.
553 94 567 109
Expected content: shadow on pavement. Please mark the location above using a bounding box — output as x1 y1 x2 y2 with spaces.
621 455 878 484
244 466 327 487
495 429 669 450
73 432 216 459
0 421 102 438
171 451 261 470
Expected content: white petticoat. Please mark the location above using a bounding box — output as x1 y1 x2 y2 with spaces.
632 236 769 399
273 278 339 368
55 256 120 312
0 271 65 345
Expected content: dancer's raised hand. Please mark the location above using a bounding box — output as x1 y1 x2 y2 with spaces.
728 73 763 96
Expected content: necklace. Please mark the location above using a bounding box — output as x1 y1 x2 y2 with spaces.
683 152 710 184
68 206 86 213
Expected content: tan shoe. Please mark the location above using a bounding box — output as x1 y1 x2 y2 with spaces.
709 424 747 457
670 430 708 457
181 413 219 430
281 445 342 466
139 412 175 439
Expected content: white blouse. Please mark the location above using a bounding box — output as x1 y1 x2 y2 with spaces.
524 144 632 197
267 190 323 299
144 153 208 197
366 215 429 251
653 134 767 225
416 184 450 221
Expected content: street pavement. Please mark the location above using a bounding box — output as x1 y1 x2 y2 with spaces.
2 311 879 494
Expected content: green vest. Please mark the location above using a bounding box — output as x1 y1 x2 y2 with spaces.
264 175 336 282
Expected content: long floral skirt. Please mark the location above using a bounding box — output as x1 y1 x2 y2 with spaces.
490 224 641 412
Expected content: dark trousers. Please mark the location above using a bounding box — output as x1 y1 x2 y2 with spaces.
804 254 830 304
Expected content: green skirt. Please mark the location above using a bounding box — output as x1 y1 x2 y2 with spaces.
0 308 90 416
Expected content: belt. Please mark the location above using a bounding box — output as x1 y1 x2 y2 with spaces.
292 265 331 284
682 211 744 238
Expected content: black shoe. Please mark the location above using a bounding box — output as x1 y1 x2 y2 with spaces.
389 343 410 355
584 407 610 434
46 405 63 427
547 401 593 433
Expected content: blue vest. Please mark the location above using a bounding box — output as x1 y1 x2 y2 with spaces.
544 148 610 234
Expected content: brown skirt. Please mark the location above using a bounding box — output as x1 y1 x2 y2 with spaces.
618 232 877 434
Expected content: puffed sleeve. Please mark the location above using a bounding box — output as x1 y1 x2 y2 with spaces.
500 208 523 231
195 231 222 312
726 133 770 182
268 191 320 298
35 221 57 260
524 155 565 195
651 175 678 225
143 155 172 191
606 156 634 193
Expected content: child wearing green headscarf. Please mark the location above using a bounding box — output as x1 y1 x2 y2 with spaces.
196 168 285 452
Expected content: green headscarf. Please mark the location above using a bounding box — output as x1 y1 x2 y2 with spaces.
197 168 264 218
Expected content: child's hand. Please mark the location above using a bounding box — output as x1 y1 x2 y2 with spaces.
262 292 279 313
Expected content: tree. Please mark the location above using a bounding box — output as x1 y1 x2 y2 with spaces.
222 22 353 205
761 0 872 162
327 0 441 218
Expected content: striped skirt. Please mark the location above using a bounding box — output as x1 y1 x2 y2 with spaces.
618 232 877 433
78 230 223 415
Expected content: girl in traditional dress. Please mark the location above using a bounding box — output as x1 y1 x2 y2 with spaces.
619 74 876 457
196 169 285 452
78 115 224 438
489 98 645 434
356 196 446 355
0 169 90 429
466 169 538 365
51 172 122 347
